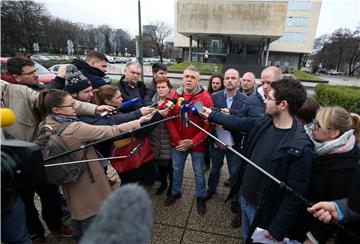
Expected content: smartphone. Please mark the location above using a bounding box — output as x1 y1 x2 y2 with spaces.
193 101 204 113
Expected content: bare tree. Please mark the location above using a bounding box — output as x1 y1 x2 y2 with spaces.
144 20 172 62
311 27 360 76
1 0 49 55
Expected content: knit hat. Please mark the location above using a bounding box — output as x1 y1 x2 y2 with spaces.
64 64 91 93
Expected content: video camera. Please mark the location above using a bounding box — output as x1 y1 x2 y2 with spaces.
1 108 46 188
1 137 47 188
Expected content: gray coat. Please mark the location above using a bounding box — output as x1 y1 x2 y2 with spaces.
149 93 172 164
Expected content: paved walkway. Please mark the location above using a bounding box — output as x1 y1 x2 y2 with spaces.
35 157 243 243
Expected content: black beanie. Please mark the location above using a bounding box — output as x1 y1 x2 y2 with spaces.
64 64 91 93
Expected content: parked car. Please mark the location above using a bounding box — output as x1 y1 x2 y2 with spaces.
48 64 62 75
327 69 343 76
0 57 56 84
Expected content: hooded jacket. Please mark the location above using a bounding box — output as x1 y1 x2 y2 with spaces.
72 59 110 89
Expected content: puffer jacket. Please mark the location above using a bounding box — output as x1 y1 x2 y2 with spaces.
149 93 172 160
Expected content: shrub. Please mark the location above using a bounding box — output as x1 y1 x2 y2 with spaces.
314 84 360 112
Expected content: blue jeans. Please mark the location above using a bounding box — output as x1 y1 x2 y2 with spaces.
208 145 240 201
1 196 31 244
241 196 256 241
171 148 206 198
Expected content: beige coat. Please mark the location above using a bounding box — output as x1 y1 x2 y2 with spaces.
46 116 141 220
1 80 97 141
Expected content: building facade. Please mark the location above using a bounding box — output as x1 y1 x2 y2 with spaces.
174 0 321 69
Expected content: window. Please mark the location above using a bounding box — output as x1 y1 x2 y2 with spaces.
288 0 311 11
280 32 305 41
287 17 309 27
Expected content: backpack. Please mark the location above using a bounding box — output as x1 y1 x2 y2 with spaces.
34 122 94 185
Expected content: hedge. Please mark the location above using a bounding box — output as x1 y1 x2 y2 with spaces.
314 84 360 112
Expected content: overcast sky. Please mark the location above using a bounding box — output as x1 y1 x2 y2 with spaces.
39 0 359 38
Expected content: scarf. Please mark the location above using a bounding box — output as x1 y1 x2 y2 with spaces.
304 124 355 156
50 113 79 123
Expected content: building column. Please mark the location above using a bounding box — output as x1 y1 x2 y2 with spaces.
265 38 270 66
189 35 193 62
260 41 265 65
197 38 200 62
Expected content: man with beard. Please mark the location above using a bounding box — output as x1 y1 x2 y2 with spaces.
200 76 314 243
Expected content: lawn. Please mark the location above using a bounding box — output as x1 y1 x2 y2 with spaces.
168 62 223 74
289 69 324 81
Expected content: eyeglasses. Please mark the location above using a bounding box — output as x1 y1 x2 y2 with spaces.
20 69 38 76
58 102 76 108
312 119 321 130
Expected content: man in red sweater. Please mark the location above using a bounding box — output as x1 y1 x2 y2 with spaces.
164 66 213 215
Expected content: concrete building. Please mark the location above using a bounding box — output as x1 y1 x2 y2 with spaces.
174 0 322 70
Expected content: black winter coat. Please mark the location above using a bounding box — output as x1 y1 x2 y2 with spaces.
208 112 314 242
118 75 147 113
72 59 110 89
289 146 360 243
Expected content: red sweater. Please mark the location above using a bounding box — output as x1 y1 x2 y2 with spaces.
166 86 213 153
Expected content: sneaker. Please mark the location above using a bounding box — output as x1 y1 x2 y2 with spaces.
164 192 182 206
223 178 230 187
231 201 240 214
52 224 74 237
231 213 242 229
204 191 215 201
197 197 207 216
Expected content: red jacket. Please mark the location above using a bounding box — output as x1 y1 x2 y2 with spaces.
166 86 213 152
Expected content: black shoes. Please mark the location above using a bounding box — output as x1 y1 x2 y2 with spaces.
204 191 215 201
231 201 240 214
197 197 207 216
164 192 182 206
231 213 242 229
156 183 168 195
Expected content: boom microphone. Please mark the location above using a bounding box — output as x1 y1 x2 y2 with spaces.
0 108 16 127
80 184 153 244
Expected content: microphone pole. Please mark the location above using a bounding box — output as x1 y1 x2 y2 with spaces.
188 119 351 233
44 140 144 167
43 115 178 164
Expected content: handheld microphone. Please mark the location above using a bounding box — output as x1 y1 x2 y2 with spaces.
119 97 141 111
181 100 189 128
158 98 177 110
100 97 141 117
177 97 184 107
80 184 152 244
0 108 16 127
149 102 158 108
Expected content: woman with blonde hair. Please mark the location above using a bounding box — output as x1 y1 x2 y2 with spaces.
291 106 360 244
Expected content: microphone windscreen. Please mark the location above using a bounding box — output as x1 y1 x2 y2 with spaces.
80 184 153 244
177 97 184 106
0 108 16 127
